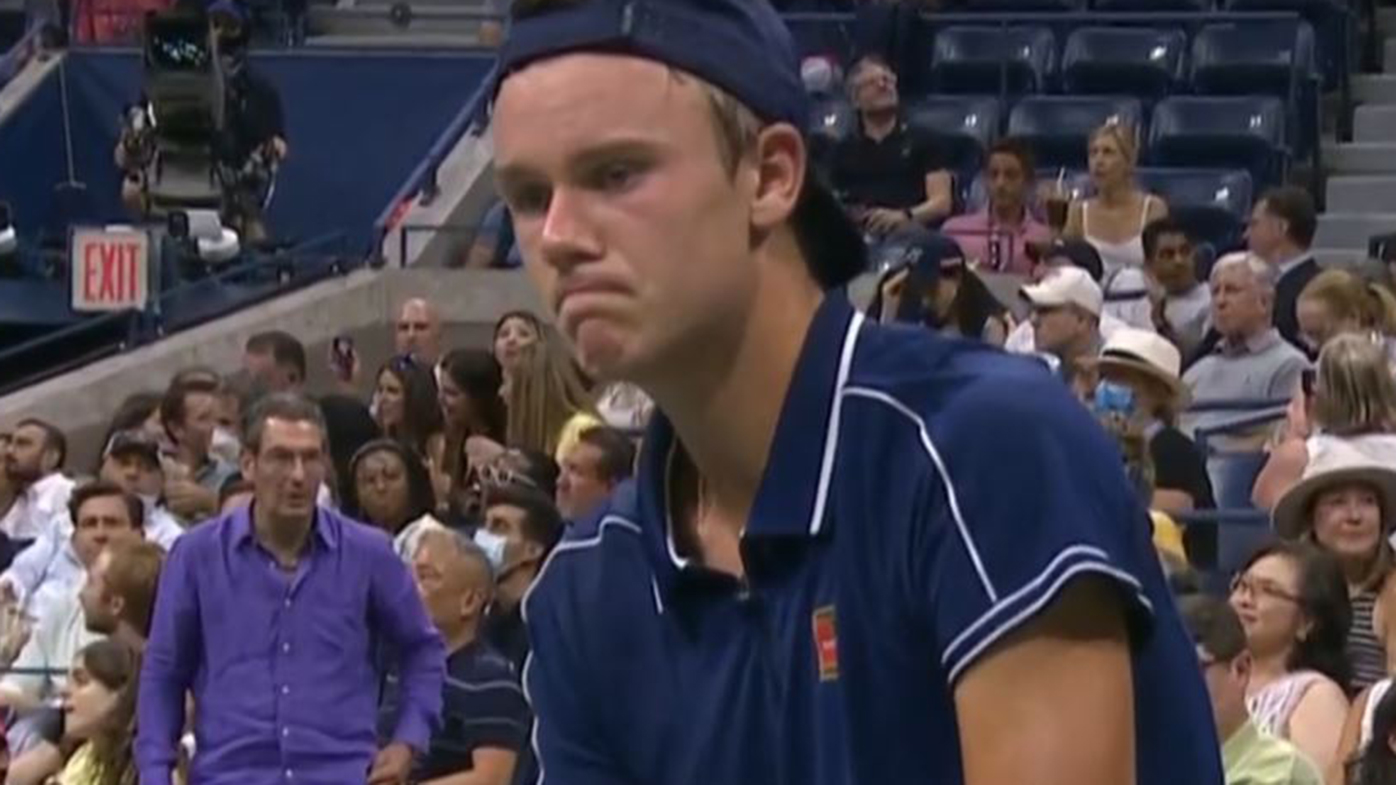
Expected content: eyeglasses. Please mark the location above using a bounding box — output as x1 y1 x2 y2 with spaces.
471 452 539 492
1229 575 1301 605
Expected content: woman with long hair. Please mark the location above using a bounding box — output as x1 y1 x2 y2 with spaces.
492 310 543 397
372 355 444 461
870 231 1011 346
27 640 141 785
1348 684 1396 785
342 439 438 560
1230 541 1353 772
1255 334 1396 510
1063 120 1170 332
506 339 599 462
1297 269 1396 358
431 349 508 515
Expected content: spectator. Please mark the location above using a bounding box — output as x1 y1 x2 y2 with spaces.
1090 392 1185 562
212 371 263 466
1254 334 1396 511
0 481 141 751
831 55 952 237
374 355 445 461
1004 239 1127 354
1020 266 1104 372
1096 328 1216 559
1 419 73 542
136 393 445 785
343 440 438 561
394 298 444 365
1179 594 1324 785
0 431 11 526
1273 441 1396 692
506 339 600 463
1297 270 1396 360
492 311 542 397
457 448 560 526
434 349 508 518
478 483 563 672
97 431 185 548
1343 683 1396 785
1064 121 1169 332
942 137 1050 274
94 392 166 467
557 426 635 522
871 231 1011 346
463 201 522 270
315 393 378 507
1231 541 1352 772
1183 253 1309 439
160 377 238 523
1247 187 1322 354
51 640 140 785
242 331 306 393
81 539 164 650
386 528 529 785
1143 217 1211 360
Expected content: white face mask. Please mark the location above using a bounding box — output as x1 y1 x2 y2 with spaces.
472 529 508 572
211 427 241 464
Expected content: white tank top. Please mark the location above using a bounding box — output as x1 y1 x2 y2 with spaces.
1083 194 1154 278
1248 670 1326 739
1085 194 1157 332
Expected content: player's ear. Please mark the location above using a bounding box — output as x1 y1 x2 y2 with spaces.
749 123 805 233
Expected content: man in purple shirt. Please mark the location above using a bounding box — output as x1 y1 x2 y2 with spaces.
135 393 445 785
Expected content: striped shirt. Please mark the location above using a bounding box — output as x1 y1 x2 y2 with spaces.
1349 589 1387 693
380 639 530 781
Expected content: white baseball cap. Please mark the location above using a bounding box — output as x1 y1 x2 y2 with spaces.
1022 266 1103 316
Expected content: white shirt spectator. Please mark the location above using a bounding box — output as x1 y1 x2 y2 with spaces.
0 588 100 704
0 473 74 542
1162 283 1212 359
1005 310 1131 355
0 500 184 616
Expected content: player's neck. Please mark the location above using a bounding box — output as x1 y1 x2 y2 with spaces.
650 254 824 560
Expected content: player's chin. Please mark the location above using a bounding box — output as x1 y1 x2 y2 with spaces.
570 318 641 382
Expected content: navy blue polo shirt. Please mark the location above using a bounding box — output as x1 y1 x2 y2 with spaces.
523 294 1223 785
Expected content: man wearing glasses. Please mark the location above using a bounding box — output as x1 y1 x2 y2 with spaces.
1179 594 1323 785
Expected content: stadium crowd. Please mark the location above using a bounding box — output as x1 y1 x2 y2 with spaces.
3 2 1396 785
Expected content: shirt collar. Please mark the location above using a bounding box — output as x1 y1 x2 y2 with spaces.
1219 327 1282 357
231 503 340 552
1276 253 1313 278
635 294 866 582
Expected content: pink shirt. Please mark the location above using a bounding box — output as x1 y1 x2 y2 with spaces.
942 209 1051 275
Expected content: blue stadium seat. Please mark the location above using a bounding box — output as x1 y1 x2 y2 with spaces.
903 95 1002 182
1147 97 1287 188
1135 168 1254 251
1191 21 1318 159
1191 21 1316 97
1222 0 1352 89
930 26 1056 95
1007 96 1144 171
1092 0 1211 9
1061 27 1187 102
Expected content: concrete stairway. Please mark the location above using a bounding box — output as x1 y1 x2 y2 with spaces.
1315 6 1396 266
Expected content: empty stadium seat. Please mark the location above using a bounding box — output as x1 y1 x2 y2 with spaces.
1191 21 1316 97
1147 96 1287 188
1135 168 1254 251
930 26 1056 95
1061 27 1187 101
1222 0 1353 88
1008 96 1144 171
904 95 1002 180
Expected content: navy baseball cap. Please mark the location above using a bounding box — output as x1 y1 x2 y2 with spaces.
208 0 247 23
1027 238 1104 283
493 0 867 289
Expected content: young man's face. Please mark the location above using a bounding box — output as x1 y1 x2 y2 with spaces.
1146 232 1196 295
493 53 779 383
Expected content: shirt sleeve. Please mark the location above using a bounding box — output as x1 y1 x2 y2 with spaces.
910 368 1158 686
1150 429 1216 509
0 614 53 699
524 577 632 785
368 537 445 752
135 535 203 785
1 526 62 607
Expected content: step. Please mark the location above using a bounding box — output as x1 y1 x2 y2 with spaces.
1327 175 1396 211
1355 104 1396 143
1355 74 1396 105
1313 248 1370 268
1314 212 1396 251
1323 142 1396 174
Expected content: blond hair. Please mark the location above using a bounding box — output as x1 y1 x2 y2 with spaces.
1090 119 1139 166
1300 269 1396 336
1314 333 1396 436
506 337 596 455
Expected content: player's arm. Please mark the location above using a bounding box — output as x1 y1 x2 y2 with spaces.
954 575 1135 785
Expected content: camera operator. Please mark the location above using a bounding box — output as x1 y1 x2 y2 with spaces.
209 0 287 244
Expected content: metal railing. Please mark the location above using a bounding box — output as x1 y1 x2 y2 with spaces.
0 23 51 87
369 64 497 267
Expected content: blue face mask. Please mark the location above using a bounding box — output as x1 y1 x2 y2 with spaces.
1094 380 1137 417
473 529 508 571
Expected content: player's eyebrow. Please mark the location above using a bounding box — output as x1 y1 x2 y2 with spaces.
496 136 664 189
